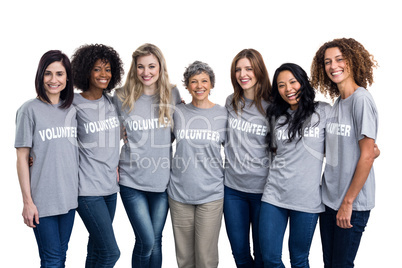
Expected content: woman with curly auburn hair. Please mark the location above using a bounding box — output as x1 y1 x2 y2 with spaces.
223 48 271 268
71 44 124 267
113 43 181 268
311 38 378 267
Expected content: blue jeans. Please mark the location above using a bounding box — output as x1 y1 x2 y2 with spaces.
120 185 169 268
259 202 318 268
319 206 370 268
77 194 120 268
224 186 263 268
33 209 75 268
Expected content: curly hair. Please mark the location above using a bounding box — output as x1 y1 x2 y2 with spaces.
266 63 318 152
311 38 378 99
183 60 215 88
115 43 175 127
71 44 124 93
230 49 272 115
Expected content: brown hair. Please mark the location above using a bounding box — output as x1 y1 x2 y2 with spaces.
230 49 271 115
311 38 378 99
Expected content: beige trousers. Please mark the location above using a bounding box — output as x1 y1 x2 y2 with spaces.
168 197 224 268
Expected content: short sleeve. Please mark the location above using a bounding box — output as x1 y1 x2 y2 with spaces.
169 86 181 105
14 110 33 148
353 94 378 141
225 94 233 110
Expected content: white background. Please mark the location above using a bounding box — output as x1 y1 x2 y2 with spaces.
1 0 399 266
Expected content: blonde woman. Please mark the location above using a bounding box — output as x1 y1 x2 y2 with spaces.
113 43 181 268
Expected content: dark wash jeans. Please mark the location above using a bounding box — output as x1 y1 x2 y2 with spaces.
224 186 264 268
320 205 370 268
77 193 120 268
33 209 75 268
259 202 318 268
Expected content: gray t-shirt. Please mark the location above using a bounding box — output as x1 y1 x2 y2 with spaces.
73 93 120 196
323 87 378 211
167 103 227 204
224 94 270 193
262 102 330 213
113 87 181 192
15 98 79 218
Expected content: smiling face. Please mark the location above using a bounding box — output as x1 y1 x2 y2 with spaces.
324 47 353 86
187 72 212 103
277 70 301 110
89 59 112 91
136 54 160 92
43 61 67 101
235 57 257 97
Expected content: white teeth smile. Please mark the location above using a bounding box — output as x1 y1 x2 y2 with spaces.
287 93 296 97
99 79 108 83
331 71 343 76
48 85 59 88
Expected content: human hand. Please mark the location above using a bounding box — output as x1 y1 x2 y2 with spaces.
116 167 120 183
22 202 39 228
336 202 353 229
374 143 380 159
122 126 128 144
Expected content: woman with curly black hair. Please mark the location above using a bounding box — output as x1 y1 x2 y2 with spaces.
311 38 378 267
259 63 330 267
71 44 124 267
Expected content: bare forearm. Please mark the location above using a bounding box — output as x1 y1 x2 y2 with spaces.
16 148 33 204
343 155 374 205
337 137 375 228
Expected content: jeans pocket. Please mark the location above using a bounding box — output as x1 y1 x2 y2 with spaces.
351 210 370 233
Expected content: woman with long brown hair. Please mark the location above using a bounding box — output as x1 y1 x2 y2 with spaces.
224 48 271 268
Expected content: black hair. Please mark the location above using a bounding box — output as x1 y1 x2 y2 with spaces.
35 50 74 109
71 44 124 93
266 63 318 153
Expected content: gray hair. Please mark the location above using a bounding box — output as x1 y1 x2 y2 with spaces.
183 61 215 88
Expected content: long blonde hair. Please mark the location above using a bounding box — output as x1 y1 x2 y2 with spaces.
117 43 174 126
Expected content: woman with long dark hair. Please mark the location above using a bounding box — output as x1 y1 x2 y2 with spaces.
259 63 330 267
224 49 271 268
15 50 78 267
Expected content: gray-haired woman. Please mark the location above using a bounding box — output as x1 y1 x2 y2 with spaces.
167 61 227 268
